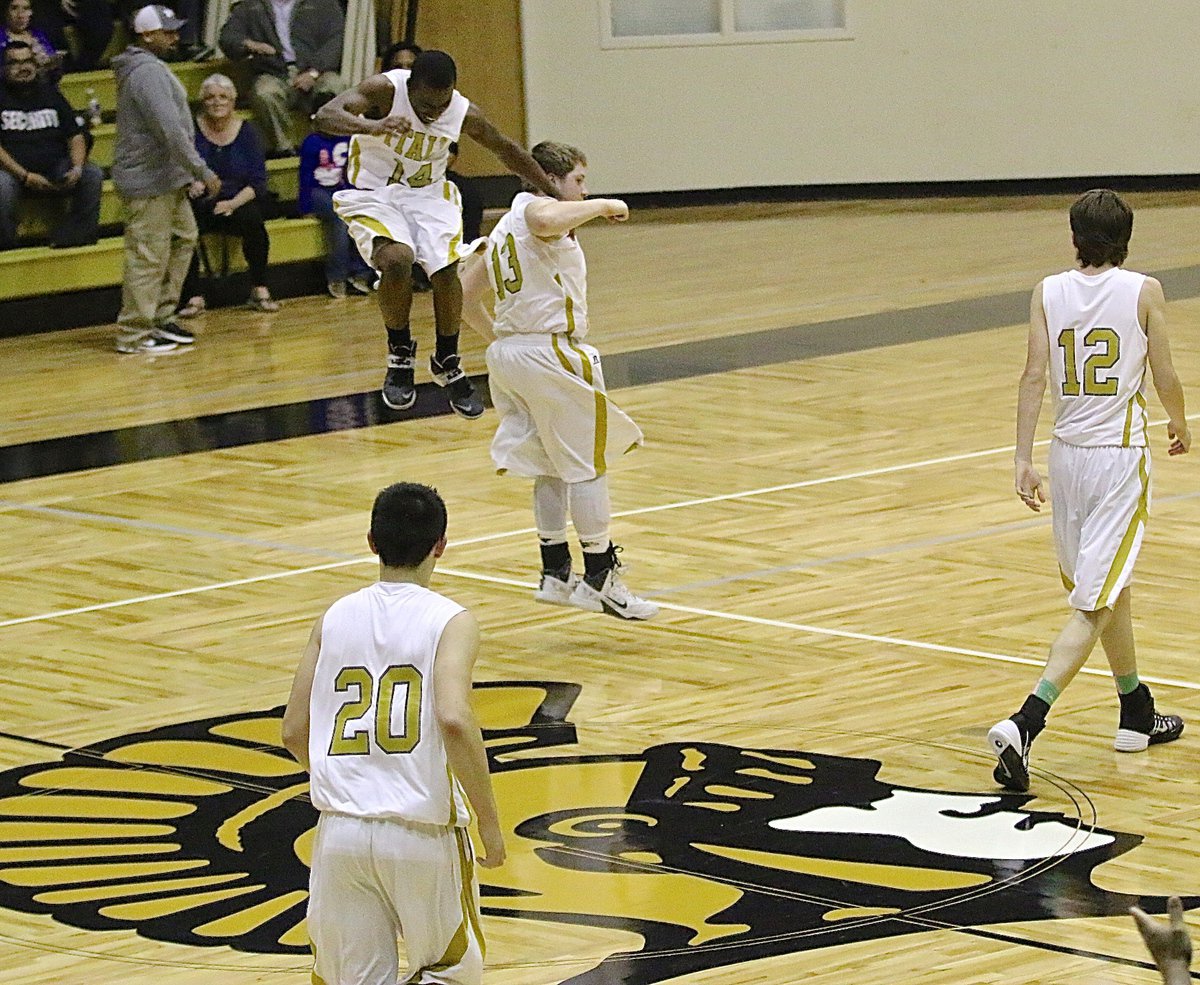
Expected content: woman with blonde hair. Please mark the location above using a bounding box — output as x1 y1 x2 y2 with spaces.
179 73 280 315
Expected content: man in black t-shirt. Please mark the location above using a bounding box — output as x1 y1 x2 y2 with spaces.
0 41 103 249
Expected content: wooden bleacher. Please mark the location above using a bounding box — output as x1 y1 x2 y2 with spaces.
3 59 324 323
15 157 302 241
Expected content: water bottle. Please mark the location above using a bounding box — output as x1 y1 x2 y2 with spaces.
85 88 102 127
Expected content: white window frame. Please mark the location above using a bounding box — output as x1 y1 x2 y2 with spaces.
599 0 852 50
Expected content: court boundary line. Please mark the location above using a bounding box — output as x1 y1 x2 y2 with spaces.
4 419 1198 691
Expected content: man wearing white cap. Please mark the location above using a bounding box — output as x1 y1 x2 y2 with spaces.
110 5 220 354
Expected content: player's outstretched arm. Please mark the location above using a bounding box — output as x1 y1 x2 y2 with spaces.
461 105 560 198
314 75 411 139
434 611 506 868
459 252 496 343
525 197 628 239
1132 897 1193 985
1014 281 1049 510
281 611 326 771
1143 277 1191 456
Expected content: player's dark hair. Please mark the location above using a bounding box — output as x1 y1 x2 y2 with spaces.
410 50 456 89
1070 188 1133 268
521 141 586 192
383 40 421 70
370 483 447 567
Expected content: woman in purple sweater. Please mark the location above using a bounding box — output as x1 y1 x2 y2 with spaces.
179 73 280 316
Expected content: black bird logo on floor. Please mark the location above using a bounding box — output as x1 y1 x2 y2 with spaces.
0 681 1186 984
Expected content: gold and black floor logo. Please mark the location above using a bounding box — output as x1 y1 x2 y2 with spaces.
0 681 1186 984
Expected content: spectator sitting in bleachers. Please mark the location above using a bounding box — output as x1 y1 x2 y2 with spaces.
32 0 113 71
298 98 373 299
1 0 61 77
177 71 279 315
218 0 344 156
0 40 101 249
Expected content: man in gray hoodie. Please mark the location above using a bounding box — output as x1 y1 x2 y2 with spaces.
112 5 220 354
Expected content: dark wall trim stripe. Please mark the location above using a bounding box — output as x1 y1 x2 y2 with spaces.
6 263 1200 485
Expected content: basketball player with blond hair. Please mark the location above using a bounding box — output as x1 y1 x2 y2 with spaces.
282 482 504 985
460 141 657 620
988 188 1190 792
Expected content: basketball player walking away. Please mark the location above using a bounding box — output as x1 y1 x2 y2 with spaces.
460 141 658 621
315 50 559 419
988 189 1190 792
282 482 504 985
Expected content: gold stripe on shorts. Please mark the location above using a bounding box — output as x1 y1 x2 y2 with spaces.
456 827 485 960
564 336 609 476
419 828 482 976
551 333 609 477
1096 448 1150 606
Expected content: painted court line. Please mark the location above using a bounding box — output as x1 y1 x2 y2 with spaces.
4 419 1198 694
433 566 1200 693
0 438 1029 629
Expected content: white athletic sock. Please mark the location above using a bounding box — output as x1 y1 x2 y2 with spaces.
569 475 611 553
533 476 569 543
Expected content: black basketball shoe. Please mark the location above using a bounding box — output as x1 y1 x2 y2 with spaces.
382 341 417 410
430 353 484 419
1115 685 1185 752
987 717 1033 792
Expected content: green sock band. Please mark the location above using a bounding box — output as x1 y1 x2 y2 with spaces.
1034 679 1061 706
1115 672 1140 695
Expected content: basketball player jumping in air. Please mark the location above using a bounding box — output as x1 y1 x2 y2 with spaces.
460 141 658 620
988 189 1190 792
315 50 559 419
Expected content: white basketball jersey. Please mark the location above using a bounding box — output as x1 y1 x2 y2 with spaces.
307 581 471 827
488 192 589 339
1042 267 1149 447
347 69 469 191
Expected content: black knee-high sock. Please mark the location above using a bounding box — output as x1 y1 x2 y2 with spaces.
435 331 460 361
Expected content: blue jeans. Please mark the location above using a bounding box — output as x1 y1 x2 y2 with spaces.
0 160 103 250
311 186 371 283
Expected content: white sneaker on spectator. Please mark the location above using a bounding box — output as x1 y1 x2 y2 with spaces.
115 331 178 354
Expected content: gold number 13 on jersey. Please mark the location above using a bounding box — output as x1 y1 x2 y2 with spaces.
328 665 423 755
490 233 523 300
1058 326 1120 396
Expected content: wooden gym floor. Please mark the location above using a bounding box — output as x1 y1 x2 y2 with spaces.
1 191 1199 984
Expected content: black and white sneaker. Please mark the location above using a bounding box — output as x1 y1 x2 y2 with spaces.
534 568 578 607
987 718 1032 792
569 549 658 621
155 321 195 345
382 342 417 410
1115 687 1185 752
115 331 178 354
430 353 485 419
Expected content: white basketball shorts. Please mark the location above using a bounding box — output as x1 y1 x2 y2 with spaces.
1048 438 1151 612
486 333 644 483
333 181 484 275
308 812 483 985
